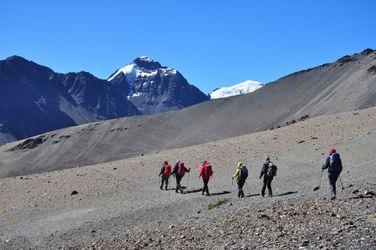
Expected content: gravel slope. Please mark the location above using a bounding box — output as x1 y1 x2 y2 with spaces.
0 107 375 249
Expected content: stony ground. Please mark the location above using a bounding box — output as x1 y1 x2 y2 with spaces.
0 107 375 249
93 184 376 249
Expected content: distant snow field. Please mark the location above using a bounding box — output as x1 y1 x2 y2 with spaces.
210 80 264 99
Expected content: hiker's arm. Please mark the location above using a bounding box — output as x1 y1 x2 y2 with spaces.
232 169 239 179
159 166 164 176
260 165 266 178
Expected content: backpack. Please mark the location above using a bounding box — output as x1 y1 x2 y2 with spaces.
239 165 248 180
178 164 185 176
164 165 171 176
266 163 277 177
204 165 212 178
329 153 343 173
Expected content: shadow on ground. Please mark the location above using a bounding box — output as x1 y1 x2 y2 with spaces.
275 191 298 197
210 191 231 196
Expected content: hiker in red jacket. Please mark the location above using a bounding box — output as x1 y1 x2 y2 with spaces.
159 161 172 190
199 161 213 196
172 162 190 194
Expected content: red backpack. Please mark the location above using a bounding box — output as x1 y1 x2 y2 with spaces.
164 165 172 176
178 163 186 176
203 164 212 179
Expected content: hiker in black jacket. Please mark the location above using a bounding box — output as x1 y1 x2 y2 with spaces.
172 161 190 194
260 156 277 197
322 148 343 200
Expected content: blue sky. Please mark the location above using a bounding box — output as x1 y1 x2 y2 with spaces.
1 0 375 93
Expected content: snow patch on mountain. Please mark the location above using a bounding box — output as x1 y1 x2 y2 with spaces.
210 80 264 99
107 56 176 82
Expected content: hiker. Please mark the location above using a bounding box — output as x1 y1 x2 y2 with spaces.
172 162 190 193
322 148 343 200
232 162 248 198
259 156 277 197
199 161 213 196
159 161 172 190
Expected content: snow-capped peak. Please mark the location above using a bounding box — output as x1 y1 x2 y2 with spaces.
138 56 155 62
107 56 176 82
210 80 264 99
107 62 137 82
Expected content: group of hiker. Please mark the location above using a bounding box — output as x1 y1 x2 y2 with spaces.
159 160 213 195
159 148 343 200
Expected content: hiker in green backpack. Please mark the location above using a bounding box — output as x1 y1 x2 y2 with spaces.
232 162 248 198
260 156 277 197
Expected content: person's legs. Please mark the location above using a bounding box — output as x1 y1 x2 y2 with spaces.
238 180 245 198
165 176 169 190
204 179 210 195
261 177 267 197
176 176 183 193
160 176 164 190
240 180 245 197
328 173 339 199
179 176 184 193
175 176 179 193
237 181 241 197
267 177 273 196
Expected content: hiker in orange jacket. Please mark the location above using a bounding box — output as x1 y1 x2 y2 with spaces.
159 161 171 190
199 161 213 196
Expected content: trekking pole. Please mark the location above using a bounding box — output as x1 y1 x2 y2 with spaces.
339 177 345 190
187 172 190 191
313 169 323 192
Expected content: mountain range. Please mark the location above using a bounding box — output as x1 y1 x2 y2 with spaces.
0 48 375 177
0 56 208 144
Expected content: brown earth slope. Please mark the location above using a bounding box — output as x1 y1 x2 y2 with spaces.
0 49 376 177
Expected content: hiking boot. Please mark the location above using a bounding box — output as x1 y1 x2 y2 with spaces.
331 196 336 200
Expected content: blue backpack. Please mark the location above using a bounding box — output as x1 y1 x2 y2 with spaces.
329 153 343 173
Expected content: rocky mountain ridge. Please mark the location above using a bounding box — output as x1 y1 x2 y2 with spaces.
0 56 208 144
108 56 209 114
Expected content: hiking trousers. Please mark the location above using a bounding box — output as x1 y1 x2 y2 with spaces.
261 176 273 197
237 179 245 198
175 175 183 193
202 178 210 195
160 175 170 190
328 172 340 198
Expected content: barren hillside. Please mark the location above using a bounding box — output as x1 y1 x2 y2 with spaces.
0 49 375 177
